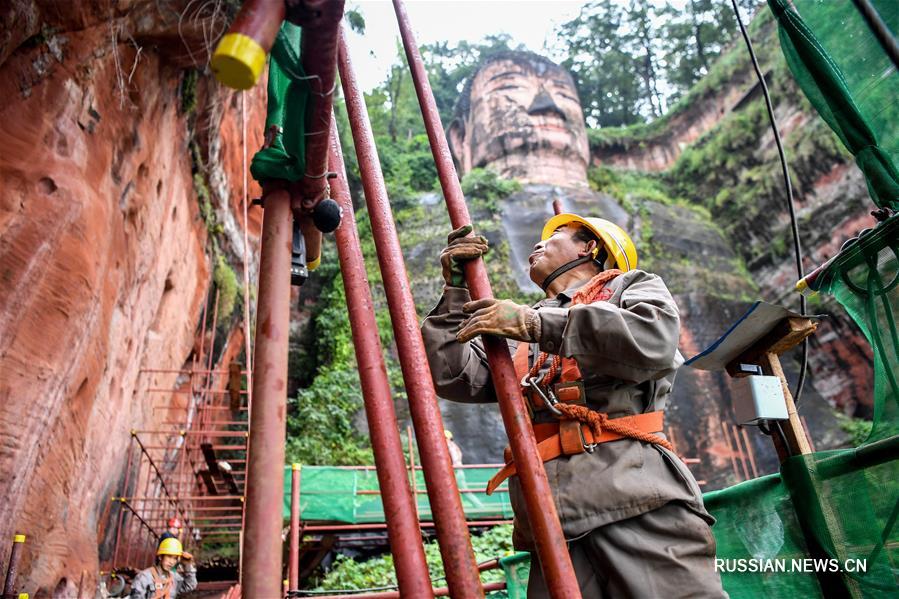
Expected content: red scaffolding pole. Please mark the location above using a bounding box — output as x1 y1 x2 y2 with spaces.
288 464 301 592
242 185 292 597
390 0 580 595
336 30 482 597
328 120 435 597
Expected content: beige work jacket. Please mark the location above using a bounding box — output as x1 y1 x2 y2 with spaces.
421 269 712 549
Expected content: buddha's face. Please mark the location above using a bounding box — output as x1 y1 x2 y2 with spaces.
448 56 590 186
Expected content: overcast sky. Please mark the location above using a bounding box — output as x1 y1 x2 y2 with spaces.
342 1 590 92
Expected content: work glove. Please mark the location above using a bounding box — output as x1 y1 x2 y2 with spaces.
440 225 489 288
181 551 193 562
457 298 541 343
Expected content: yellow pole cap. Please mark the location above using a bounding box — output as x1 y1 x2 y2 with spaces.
212 33 266 90
292 463 300 471
14 534 25 543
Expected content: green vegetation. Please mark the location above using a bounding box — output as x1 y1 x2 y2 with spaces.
461 168 522 215
586 5 774 151
559 0 765 128
835 413 875 447
213 254 240 319
312 524 515 592
286 257 375 466
179 69 199 115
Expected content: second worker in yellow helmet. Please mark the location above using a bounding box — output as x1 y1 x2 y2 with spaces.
421 214 725 598
129 537 197 599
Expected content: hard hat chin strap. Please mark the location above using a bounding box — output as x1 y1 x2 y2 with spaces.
539 255 595 292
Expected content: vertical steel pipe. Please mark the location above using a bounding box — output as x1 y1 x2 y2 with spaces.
288 464 301 591
327 119 435 598
3 534 24 599
242 186 293 597
552 199 563 215
295 0 346 213
390 1 580 595
337 32 482 597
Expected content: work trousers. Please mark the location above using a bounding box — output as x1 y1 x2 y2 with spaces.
527 500 727 598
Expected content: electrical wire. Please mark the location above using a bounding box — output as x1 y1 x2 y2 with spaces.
731 0 808 407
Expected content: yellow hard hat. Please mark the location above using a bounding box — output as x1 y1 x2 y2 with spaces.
541 213 638 271
157 537 183 557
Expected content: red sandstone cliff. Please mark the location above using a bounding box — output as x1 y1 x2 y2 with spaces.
0 2 264 595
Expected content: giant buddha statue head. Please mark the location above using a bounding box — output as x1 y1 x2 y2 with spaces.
448 52 590 187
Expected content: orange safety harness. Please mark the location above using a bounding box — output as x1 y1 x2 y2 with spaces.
486 269 673 495
149 566 174 599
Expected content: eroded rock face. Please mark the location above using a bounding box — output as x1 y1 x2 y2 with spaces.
0 2 263 594
448 53 591 187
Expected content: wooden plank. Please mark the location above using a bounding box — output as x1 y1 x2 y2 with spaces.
726 317 817 377
221 468 240 495
200 470 219 495
201 443 221 476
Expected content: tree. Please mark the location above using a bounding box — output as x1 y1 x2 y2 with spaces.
626 0 666 117
557 0 646 127
661 0 736 98
555 0 767 124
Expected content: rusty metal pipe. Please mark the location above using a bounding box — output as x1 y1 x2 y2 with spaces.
337 29 482 598
294 0 346 214
552 199 563 215
327 119 435 598
3 534 25 599
288 464 301 591
390 1 579 595
211 0 287 90
242 186 293 597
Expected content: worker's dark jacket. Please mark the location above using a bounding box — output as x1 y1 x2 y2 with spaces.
421 269 713 549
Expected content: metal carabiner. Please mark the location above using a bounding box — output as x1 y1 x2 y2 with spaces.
525 376 564 418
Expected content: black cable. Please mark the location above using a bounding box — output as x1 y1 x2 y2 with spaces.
852 0 899 72
731 0 808 404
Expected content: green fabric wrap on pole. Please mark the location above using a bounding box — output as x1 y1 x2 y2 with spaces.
250 21 310 183
768 0 899 209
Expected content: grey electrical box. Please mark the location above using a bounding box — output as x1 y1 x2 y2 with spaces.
732 375 788 425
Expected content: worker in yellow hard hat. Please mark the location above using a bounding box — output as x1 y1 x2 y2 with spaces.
422 214 724 597
129 537 197 599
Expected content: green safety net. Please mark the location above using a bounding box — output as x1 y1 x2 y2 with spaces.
250 21 310 183
695 215 899 597
282 465 514 523
768 0 899 209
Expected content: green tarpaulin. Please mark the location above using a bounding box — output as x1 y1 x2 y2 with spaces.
250 21 310 183
283 465 514 524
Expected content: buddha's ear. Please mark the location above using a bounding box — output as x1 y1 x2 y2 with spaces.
446 117 466 170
